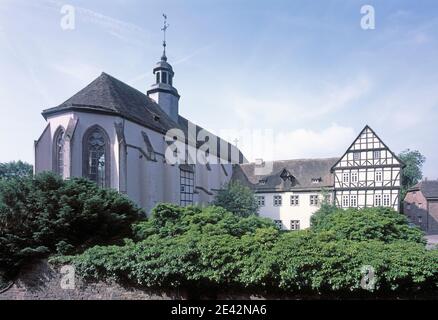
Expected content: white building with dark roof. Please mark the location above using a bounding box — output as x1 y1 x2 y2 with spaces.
35 49 244 214
233 126 404 230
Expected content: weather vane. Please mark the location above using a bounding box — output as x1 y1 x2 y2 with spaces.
161 14 169 60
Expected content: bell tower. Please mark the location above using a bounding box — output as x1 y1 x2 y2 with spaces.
147 14 180 122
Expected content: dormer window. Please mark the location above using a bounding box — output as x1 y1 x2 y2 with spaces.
311 178 322 184
280 169 294 182
258 179 267 185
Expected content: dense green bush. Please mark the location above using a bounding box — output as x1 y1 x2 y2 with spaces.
212 181 259 217
0 161 33 180
311 206 425 244
54 204 438 295
0 172 143 276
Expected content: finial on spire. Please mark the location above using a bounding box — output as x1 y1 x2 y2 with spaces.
161 14 169 61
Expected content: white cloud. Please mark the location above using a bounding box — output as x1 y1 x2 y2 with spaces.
220 124 356 163
52 62 101 83
271 124 356 161
228 75 371 127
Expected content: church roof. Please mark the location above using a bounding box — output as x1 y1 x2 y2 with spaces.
410 180 438 199
42 72 244 162
232 158 339 192
42 72 181 134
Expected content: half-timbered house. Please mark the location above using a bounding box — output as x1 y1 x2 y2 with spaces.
233 126 404 230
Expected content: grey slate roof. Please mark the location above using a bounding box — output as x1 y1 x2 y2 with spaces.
41 72 244 162
42 72 181 134
232 158 339 192
411 180 438 199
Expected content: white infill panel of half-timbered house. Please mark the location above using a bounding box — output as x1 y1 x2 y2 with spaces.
331 126 403 211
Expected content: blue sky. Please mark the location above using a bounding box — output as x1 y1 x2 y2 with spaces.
0 0 437 178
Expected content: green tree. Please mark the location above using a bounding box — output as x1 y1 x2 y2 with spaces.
56 204 438 295
311 206 425 244
0 161 33 180
0 172 143 277
212 181 259 217
398 149 426 199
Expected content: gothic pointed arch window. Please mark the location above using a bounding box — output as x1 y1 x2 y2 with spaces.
53 127 65 176
83 125 110 188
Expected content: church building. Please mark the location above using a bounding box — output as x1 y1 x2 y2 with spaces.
34 35 244 214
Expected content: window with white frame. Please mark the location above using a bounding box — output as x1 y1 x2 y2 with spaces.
374 150 381 159
351 171 358 183
273 195 282 206
342 195 349 208
274 220 283 229
324 194 332 204
290 195 299 206
310 195 319 206
375 170 383 182
383 194 390 207
290 220 300 231
343 172 350 183
350 195 358 207
375 194 382 206
256 195 265 207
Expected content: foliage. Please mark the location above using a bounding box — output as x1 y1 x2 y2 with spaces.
212 181 259 217
398 149 426 199
311 206 425 244
0 172 143 276
0 161 33 180
54 204 438 295
310 200 338 229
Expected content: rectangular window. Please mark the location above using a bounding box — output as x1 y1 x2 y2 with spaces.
343 172 350 183
290 195 299 206
351 172 358 183
310 195 319 206
274 220 283 229
375 194 382 207
375 170 383 182
418 216 422 224
350 195 357 207
180 169 194 206
383 194 390 207
290 220 300 231
374 150 381 159
324 194 332 204
353 152 361 161
257 196 265 207
342 195 349 208
273 195 282 207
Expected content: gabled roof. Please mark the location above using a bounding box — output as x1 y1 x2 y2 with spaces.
42 72 181 134
410 180 438 199
330 125 405 171
233 158 338 192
